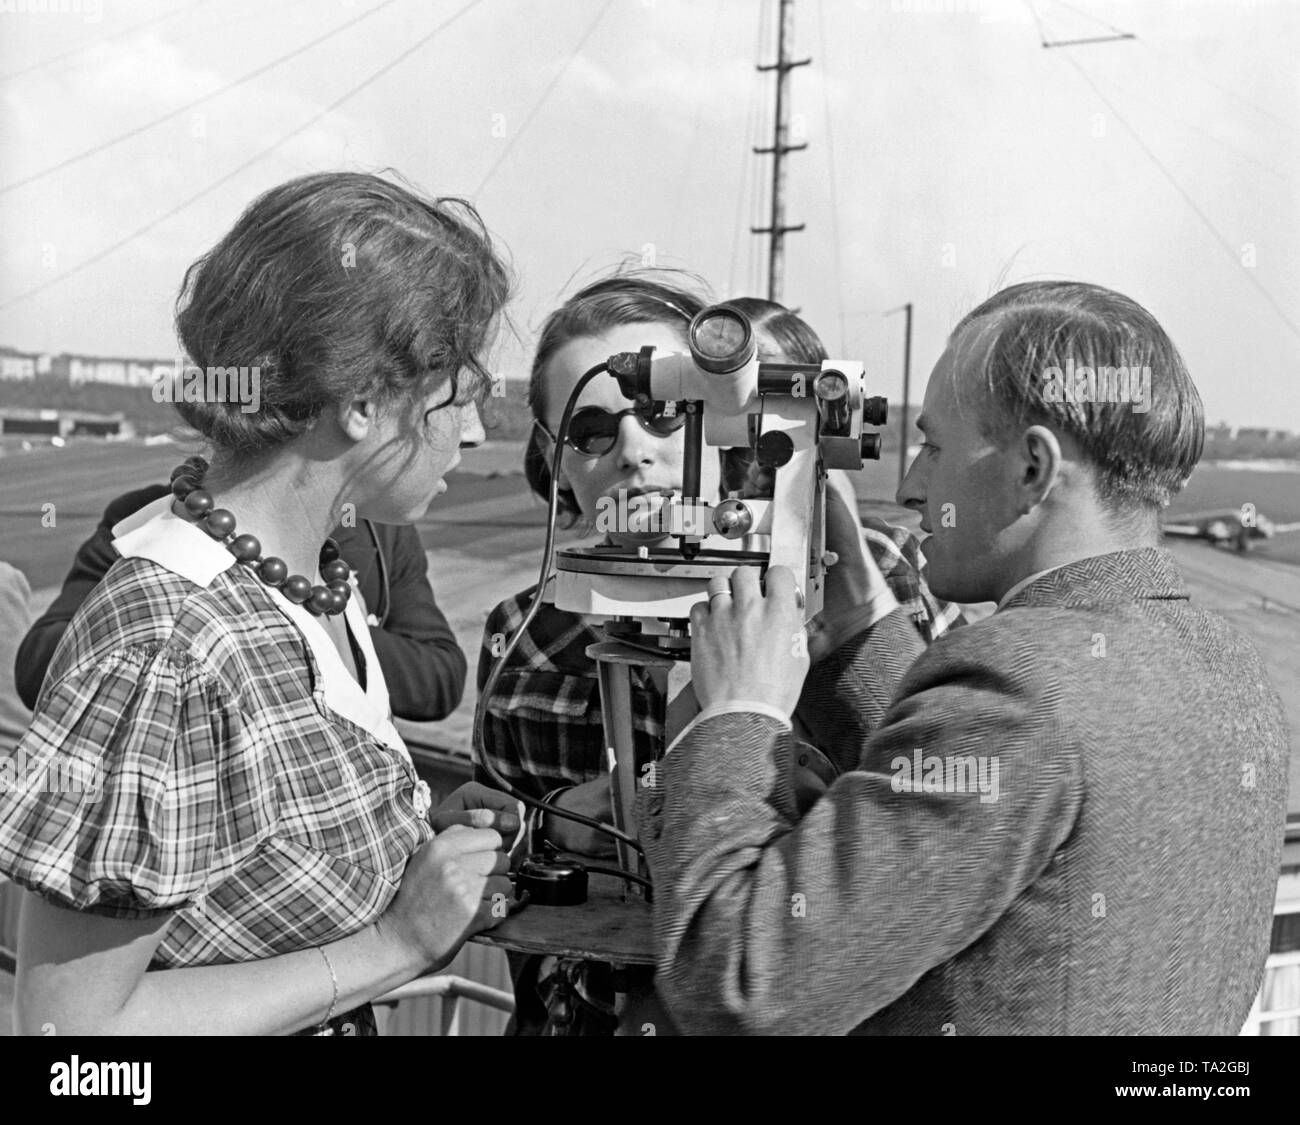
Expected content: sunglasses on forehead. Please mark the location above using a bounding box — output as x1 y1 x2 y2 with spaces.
537 401 688 457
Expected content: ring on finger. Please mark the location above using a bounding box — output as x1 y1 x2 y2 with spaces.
706 574 732 608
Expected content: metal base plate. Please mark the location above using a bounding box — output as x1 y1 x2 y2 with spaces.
555 545 768 579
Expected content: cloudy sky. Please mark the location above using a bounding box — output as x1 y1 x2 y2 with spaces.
1 0 1297 428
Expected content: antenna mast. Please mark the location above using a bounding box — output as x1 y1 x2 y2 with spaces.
752 0 809 304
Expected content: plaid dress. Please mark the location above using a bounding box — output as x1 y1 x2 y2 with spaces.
0 499 433 984
476 518 965 801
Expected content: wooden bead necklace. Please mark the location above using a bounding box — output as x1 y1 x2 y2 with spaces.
168 455 353 617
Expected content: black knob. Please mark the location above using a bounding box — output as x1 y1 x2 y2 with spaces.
756 429 795 469
607 352 639 378
607 346 656 401
860 433 882 460
515 857 589 906
864 396 889 425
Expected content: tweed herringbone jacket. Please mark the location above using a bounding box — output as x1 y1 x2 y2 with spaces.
639 548 1290 1034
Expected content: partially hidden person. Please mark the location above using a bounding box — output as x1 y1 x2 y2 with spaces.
15 483 469 724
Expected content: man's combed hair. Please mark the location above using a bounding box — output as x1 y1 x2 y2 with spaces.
174 171 512 458
954 281 1204 509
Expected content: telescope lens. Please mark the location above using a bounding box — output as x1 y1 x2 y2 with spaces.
688 306 755 374
695 313 746 361
813 370 849 401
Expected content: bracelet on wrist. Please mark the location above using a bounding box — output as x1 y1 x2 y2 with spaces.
315 945 339 1032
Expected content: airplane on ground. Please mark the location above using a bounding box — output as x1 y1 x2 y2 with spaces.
1162 508 1300 551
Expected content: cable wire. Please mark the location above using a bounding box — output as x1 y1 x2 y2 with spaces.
0 0 487 313
727 4 766 296
815 0 846 354
751 0 776 297
1049 0 1297 135
1088 68 1295 190
0 0 403 195
1044 0 1130 39
1059 49 1300 344
1027 0 1049 49
472 360 646 859
471 0 614 198
579 862 654 893
0 0 210 83
667 0 725 258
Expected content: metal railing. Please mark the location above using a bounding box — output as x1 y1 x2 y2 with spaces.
374 973 514 1037
1241 948 1300 1035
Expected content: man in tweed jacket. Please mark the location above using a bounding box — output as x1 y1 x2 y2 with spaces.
638 282 1290 1035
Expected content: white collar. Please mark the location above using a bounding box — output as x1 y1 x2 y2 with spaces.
996 563 1070 610
112 497 410 761
281 584 411 764
113 495 236 586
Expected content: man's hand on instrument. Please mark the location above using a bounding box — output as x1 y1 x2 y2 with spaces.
806 473 898 661
689 564 810 716
820 470 890 623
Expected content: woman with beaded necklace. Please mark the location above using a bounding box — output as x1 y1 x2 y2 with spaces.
0 172 521 1035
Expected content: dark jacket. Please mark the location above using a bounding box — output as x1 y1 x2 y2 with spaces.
640 548 1290 1034
14 484 467 722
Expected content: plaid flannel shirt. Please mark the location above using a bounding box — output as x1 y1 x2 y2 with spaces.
0 498 433 969
476 519 964 801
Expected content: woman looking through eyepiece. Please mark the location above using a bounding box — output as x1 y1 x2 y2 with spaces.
476 273 964 1034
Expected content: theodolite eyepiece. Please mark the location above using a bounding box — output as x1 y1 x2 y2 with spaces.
689 305 756 375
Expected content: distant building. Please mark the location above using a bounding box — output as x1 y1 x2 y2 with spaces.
0 346 47 381
0 345 176 388
56 353 176 389
0 407 135 439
